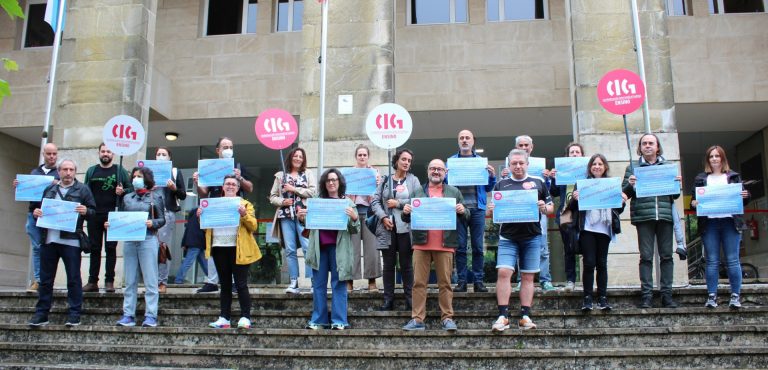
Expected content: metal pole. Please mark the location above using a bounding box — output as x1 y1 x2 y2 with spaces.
317 0 329 176
279 149 294 219
39 0 67 165
630 0 651 134
623 115 634 172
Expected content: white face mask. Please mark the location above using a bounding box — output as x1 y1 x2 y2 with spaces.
156 154 169 161
221 149 234 159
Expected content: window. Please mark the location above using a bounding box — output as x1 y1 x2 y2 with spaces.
666 0 690 15
276 0 303 32
23 1 54 48
487 0 547 21
204 0 258 36
408 0 468 25
709 0 766 13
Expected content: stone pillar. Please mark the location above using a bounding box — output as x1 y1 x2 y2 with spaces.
50 0 158 288
569 0 687 285
299 0 394 171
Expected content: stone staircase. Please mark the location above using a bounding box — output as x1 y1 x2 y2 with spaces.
0 285 767 369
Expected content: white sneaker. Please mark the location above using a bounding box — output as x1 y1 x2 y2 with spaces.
237 317 251 329
518 315 537 330
564 281 575 292
491 315 510 332
285 279 300 294
208 317 230 329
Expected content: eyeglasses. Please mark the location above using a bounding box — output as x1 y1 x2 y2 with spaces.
326 178 339 183
428 167 446 173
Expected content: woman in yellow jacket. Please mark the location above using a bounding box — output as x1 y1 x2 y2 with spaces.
198 175 262 329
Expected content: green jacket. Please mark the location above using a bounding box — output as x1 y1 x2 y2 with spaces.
305 198 360 281
402 183 470 248
621 156 680 224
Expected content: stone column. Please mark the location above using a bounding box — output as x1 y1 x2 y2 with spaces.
299 0 394 171
569 0 686 285
50 0 158 288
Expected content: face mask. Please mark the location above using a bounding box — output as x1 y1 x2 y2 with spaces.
156 154 169 161
132 177 145 190
221 149 234 159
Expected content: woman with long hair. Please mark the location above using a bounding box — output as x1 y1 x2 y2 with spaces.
690 145 750 309
348 145 382 292
269 147 317 294
549 142 585 292
298 169 359 329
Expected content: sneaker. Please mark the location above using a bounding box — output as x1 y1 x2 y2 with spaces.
474 282 489 293
705 294 718 308
237 317 251 329
582 296 593 312
142 317 158 327
196 283 218 294
491 315 510 332
305 321 323 330
26 281 39 293
597 296 612 311
518 315 537 330
208 317 231 329
541 282 556 292
442 318 458 332
675 246 687 260
331 323 346 330
65 315 81 327
564 281 575 292
402 319 426 331
285 279 300 294
28 314 49 327
729 294 741 309
116 315 136 327
514 282 521 291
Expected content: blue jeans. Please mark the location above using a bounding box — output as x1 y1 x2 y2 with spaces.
310 244 348 326
35 242 82 318
702 218 742 295
123 236 159 319
26 212 43 282
456 207 485 284
497 235 542 273
281 218 312 280
174 247 208 284
157 212 175 284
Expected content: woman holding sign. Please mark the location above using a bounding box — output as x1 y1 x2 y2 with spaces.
371 148 421 311
690 146 750 309
108 167 166 327
297 169 359 330
154 147 187 293
199 175 262 329
269 147 317 294
568 154 625 312
348 145 382 292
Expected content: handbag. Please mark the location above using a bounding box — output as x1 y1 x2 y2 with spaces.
149 195 171 263
365 175 388 234
559 208 573 229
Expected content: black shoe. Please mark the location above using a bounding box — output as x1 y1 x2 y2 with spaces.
675 247 687 261
474 282 489 293
196 283 218 293
378 300 394 311
581 296 593 312
661 294 679 308
28 314 49 327
65 315 81 327
638 295 653 309
454 282 467 292
597 296 612 311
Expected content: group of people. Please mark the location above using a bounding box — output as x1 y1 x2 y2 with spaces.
18 130 749 332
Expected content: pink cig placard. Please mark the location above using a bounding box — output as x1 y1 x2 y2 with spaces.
255 109 298 150
597 69 646 116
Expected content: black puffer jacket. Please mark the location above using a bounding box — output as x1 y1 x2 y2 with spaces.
621 156 680 224
39 180 96 241
690 170 750 232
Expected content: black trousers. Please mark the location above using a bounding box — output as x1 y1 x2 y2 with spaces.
87 212 117 283
381 231 413 302
579 231 611 297
211 247 251 320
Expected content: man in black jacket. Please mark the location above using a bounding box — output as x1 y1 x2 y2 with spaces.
28 159 96 327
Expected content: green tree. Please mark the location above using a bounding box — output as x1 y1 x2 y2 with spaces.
0 0 23 105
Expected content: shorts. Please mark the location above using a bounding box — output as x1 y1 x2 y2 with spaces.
496 235 542 273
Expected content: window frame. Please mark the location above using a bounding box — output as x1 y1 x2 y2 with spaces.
665 0 690 16
22 0 54 49
487 0 549 22
709 0 767 14
202 0 258 36
274 0 303 33
406 0 469 26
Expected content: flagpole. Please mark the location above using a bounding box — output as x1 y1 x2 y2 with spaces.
40 0 66 165
630 0 651 134
317 0 329 176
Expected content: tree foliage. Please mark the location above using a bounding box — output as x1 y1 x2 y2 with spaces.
0 0 22 105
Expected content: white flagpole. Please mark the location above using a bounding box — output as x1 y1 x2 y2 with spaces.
630 0 651 134
40 0 66 165
317 0 329 176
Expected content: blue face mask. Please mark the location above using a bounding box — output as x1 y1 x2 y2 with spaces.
132 177 145 190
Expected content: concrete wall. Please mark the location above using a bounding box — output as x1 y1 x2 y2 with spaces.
668 0 768 103
0 133 38 288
